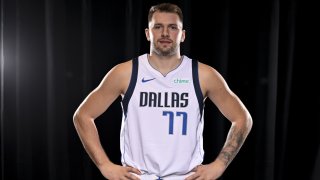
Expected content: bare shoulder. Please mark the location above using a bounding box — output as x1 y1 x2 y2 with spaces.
99 59 132 95
197 61 229 97
198 62 225 83
110 60 132 77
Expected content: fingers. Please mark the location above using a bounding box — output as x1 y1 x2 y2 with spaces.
185 172 200 180
124 172 140 180
186 165 203 180
127 166 142 175
191 164 203 172
124 166 141 180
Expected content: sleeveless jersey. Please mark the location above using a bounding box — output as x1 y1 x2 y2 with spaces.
120 53 204 178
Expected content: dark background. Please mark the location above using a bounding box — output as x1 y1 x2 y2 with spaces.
1 0 319 179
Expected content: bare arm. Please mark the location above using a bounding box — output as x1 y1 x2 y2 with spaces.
73 60 140 179
207 70 252 168
186 63 252 180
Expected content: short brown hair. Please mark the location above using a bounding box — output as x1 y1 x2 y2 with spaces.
148 3 183 23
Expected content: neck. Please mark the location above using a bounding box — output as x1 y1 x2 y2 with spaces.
147 53 183 76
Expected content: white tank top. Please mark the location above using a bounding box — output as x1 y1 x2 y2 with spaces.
120 53 204 178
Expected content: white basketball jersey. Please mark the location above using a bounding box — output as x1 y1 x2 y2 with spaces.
120 53 204 179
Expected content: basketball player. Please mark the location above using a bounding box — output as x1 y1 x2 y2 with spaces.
73 3 252 180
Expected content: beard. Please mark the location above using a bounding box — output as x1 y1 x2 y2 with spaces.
151 41 178 57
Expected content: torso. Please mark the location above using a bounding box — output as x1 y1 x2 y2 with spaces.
119 54 205 177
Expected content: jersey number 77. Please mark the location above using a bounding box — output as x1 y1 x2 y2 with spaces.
163 111 187 135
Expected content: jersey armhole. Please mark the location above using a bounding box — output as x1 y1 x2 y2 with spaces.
192 60 204 116
122 57 138 116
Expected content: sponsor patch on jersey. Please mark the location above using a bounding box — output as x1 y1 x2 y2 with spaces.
173 78 190 84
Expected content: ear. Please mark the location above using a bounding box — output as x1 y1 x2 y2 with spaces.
145 28 150 41
181 30 186 42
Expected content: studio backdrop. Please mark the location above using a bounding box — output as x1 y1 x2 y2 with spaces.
1 0 319 180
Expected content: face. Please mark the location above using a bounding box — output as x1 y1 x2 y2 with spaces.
145 12 185 56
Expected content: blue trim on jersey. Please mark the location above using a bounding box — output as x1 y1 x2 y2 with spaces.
122 57 138 116
192 60 204 117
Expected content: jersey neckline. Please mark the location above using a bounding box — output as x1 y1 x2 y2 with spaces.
143 53 187 78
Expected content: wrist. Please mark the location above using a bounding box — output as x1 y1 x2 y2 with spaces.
97 160 114 170
209 159 227 171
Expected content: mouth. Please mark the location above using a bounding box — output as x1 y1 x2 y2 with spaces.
158 39 172 44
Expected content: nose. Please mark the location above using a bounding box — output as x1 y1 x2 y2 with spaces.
161 27 169 37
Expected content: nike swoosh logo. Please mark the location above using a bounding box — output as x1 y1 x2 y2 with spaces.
142 77 156 83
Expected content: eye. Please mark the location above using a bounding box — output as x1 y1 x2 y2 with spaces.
169 26 178 30
153 25 161 29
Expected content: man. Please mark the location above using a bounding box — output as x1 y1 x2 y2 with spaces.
73 3 252 180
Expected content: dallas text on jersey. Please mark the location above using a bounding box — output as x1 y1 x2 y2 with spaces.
139 92 189 108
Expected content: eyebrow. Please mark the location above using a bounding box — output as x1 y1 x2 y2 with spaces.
153 23 179 27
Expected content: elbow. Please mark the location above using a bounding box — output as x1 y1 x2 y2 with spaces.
73 109 87 128
73 110 78 121
246 114 253 133
73 108 94 129
73 109 81 128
